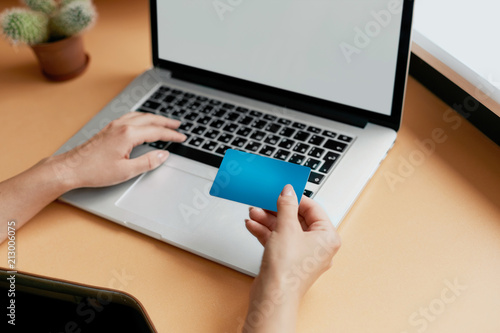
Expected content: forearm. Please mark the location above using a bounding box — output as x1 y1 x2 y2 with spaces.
243 277 301 333
0 155 74 243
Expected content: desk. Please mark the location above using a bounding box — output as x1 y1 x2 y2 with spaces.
1 1 500 332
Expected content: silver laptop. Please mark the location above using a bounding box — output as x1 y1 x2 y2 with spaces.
56 0 414 276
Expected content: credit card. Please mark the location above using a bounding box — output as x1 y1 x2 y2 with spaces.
209 149 311 212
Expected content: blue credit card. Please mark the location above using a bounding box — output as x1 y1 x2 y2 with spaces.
209 149 311 212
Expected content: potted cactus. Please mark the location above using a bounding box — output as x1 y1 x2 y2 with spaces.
1 0 97 81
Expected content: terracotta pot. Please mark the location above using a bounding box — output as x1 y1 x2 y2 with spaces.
30 35 90 81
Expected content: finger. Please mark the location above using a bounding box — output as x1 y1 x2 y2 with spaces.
126 112 182 129
245 219 271 246
122 150 170 178
248 207 277 231
298 196 331 228
275 184 300 233
127 125 187 146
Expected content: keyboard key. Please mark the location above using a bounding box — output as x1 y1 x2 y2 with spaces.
245 141 262 152
289 153 305 165
303 189 314 197
249 110 262 117
223 123 238 133
324 151 340 161
324 139 347 152
292 122 306 130
319 159 336 174
164 95 176 103
215 144 230 155
204 129 220 139
213 109 226 118
323 130 336 138
308 172 324 185
308 135 325 145
236 126 252 137
185 112 198 121
196 95 208 102
150 92 164 101
264 135 280 145
171 89 182 95
250 130 266 141
175 99 189 107
189 136 204 147
224 112 240 121
338 135 353 142
279 127 295 137
171 109 186 118
293 130 310 141
192 126 206 135
308 147 325 158
231 137 247 148
277 118 292 125
218 133 233 143
210 119 225 129
238 116 254 125
178 122 193 131
149 141 168 149
141 100 161 110
159 86 170 93
201 105 214 114
274 149 290 161
278 138 295 149
304 158 321 170
209 99 221 105
188 102 201 110
236 107 248 113
251 119 267 129
223 103 235 109
202 140 218 151
263 114 277 121
259 145 276 156
183 92 194 99
198 116 211 125
307 126 321 134
293 143 310 154
265 123 281 133
159 105 173 114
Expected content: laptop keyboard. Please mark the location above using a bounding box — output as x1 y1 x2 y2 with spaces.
136 85 355 198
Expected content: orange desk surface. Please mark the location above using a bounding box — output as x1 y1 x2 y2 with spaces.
1 1 499 332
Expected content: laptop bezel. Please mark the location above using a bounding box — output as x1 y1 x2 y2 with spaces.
149 0 414 131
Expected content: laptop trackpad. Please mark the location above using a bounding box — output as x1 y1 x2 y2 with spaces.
115 165 218 231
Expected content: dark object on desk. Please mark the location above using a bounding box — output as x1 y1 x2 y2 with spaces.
0 269 156 332
410 53 500 146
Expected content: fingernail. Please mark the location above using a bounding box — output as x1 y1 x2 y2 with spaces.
281 184 294 197
158 152 168 163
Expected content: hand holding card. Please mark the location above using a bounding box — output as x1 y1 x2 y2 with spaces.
209 149 311 212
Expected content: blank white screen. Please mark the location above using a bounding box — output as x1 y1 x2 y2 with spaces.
157 0 403 116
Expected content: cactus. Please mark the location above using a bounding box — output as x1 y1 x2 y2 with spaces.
0 0 96 45
0 9 49 45
23 0 57 15
50 1 96 39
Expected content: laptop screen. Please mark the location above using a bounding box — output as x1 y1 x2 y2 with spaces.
154 0 412 125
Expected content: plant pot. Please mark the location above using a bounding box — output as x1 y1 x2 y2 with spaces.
30 35 90 81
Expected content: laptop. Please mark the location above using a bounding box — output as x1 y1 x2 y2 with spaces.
56 0 414 276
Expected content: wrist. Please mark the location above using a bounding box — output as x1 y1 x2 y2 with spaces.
39 154 80 193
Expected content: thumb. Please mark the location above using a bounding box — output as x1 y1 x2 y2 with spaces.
275 184 299 232
127 150 169 176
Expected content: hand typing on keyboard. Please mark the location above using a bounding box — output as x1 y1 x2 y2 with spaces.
0 112 186 243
